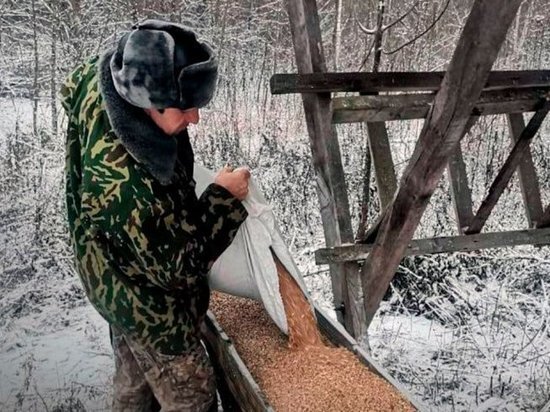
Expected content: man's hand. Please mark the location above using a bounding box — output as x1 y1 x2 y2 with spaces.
214 166 250 200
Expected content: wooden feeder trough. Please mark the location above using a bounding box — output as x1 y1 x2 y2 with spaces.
202 300 425 411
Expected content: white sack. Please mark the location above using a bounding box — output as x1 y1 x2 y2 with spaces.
194 163 313 335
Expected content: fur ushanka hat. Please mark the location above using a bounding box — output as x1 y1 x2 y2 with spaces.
110 20 218 110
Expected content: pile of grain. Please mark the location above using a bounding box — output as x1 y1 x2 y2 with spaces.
210 292 415 411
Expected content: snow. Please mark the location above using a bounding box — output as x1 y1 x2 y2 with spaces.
0 304 112 411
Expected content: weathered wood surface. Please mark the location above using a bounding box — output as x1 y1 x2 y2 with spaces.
285 0 365 337
202 313 274 412
332 87 548 123
315 228 550 264
447 144 475 234
539 205 550 229
446 116 478 234
359 0 523 327
507 113 544 227
465 100 550 234
270 70 550 94
367 122 397 208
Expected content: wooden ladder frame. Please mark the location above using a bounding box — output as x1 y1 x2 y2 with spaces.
276 0 549 335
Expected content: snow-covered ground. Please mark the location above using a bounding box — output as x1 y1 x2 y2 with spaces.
1 98 549 411
0 298 112 411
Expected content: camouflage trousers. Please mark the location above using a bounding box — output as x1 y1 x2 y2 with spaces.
110 326 217 412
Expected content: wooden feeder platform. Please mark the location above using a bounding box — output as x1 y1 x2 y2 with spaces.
202 305 426 411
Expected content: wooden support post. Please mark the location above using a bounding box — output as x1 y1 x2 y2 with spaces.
466 100 550 234
367 122 397 209
285 0 365 338
447 116 477 234
447 145 475 234
316 228 550 264
359 0 523 328
538 205 550 229
270 70 550 95
507 113 544 227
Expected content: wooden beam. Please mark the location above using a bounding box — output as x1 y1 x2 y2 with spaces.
538 205 550 229
446 116 478 234
316 228 550 264
270 70 550 94
447 144 475 234
332 87 548 123
285 0 365 338
367 122 397 209
466 100 550 234
359 0 523 328
507 113 544 227
360 112 467 245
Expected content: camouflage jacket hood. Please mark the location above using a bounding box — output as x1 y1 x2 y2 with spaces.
60 55 247 354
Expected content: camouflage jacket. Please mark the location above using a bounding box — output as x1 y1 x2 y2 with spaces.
60 54 247 354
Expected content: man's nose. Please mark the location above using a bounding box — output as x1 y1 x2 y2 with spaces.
184 108 200 124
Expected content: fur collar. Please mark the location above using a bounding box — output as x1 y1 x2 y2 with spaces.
98 50 177 185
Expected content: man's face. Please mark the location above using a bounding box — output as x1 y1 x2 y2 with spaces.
146 107 200 136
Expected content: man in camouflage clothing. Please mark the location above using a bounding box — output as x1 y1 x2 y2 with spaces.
60 20 249 411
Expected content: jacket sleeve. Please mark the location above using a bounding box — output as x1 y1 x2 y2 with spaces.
86 178 248 292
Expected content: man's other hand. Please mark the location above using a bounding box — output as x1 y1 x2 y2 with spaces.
214 166 250 200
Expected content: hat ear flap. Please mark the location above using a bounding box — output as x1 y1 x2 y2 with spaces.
177 59 218 109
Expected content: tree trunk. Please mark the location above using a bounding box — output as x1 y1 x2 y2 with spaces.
32 0 39 137
332 0 343 71
50 27 58 139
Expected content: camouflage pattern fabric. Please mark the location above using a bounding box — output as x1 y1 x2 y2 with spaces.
60 56 248 355
111 326 216 412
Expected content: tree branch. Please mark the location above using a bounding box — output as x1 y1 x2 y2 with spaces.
383 0 451 56
382 0 421 32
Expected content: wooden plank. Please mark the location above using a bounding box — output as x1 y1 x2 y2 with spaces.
313 303 427 411
466 100 550 234
270 70 550 94
201 313 275 412
316 228 550 264
447 145 474 234
332 87 548 123
367 122 397 208
359 0 523 327
507 113 544 227
537 205 550 229
447 117 478 234
285 0 365 338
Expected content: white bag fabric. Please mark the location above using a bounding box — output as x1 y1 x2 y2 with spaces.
194 164 313 335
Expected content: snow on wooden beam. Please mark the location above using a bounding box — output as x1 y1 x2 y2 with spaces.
332 88 548 123
465 100 550 235
315 228 550 264
270 70 550 95
359 0 523 328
